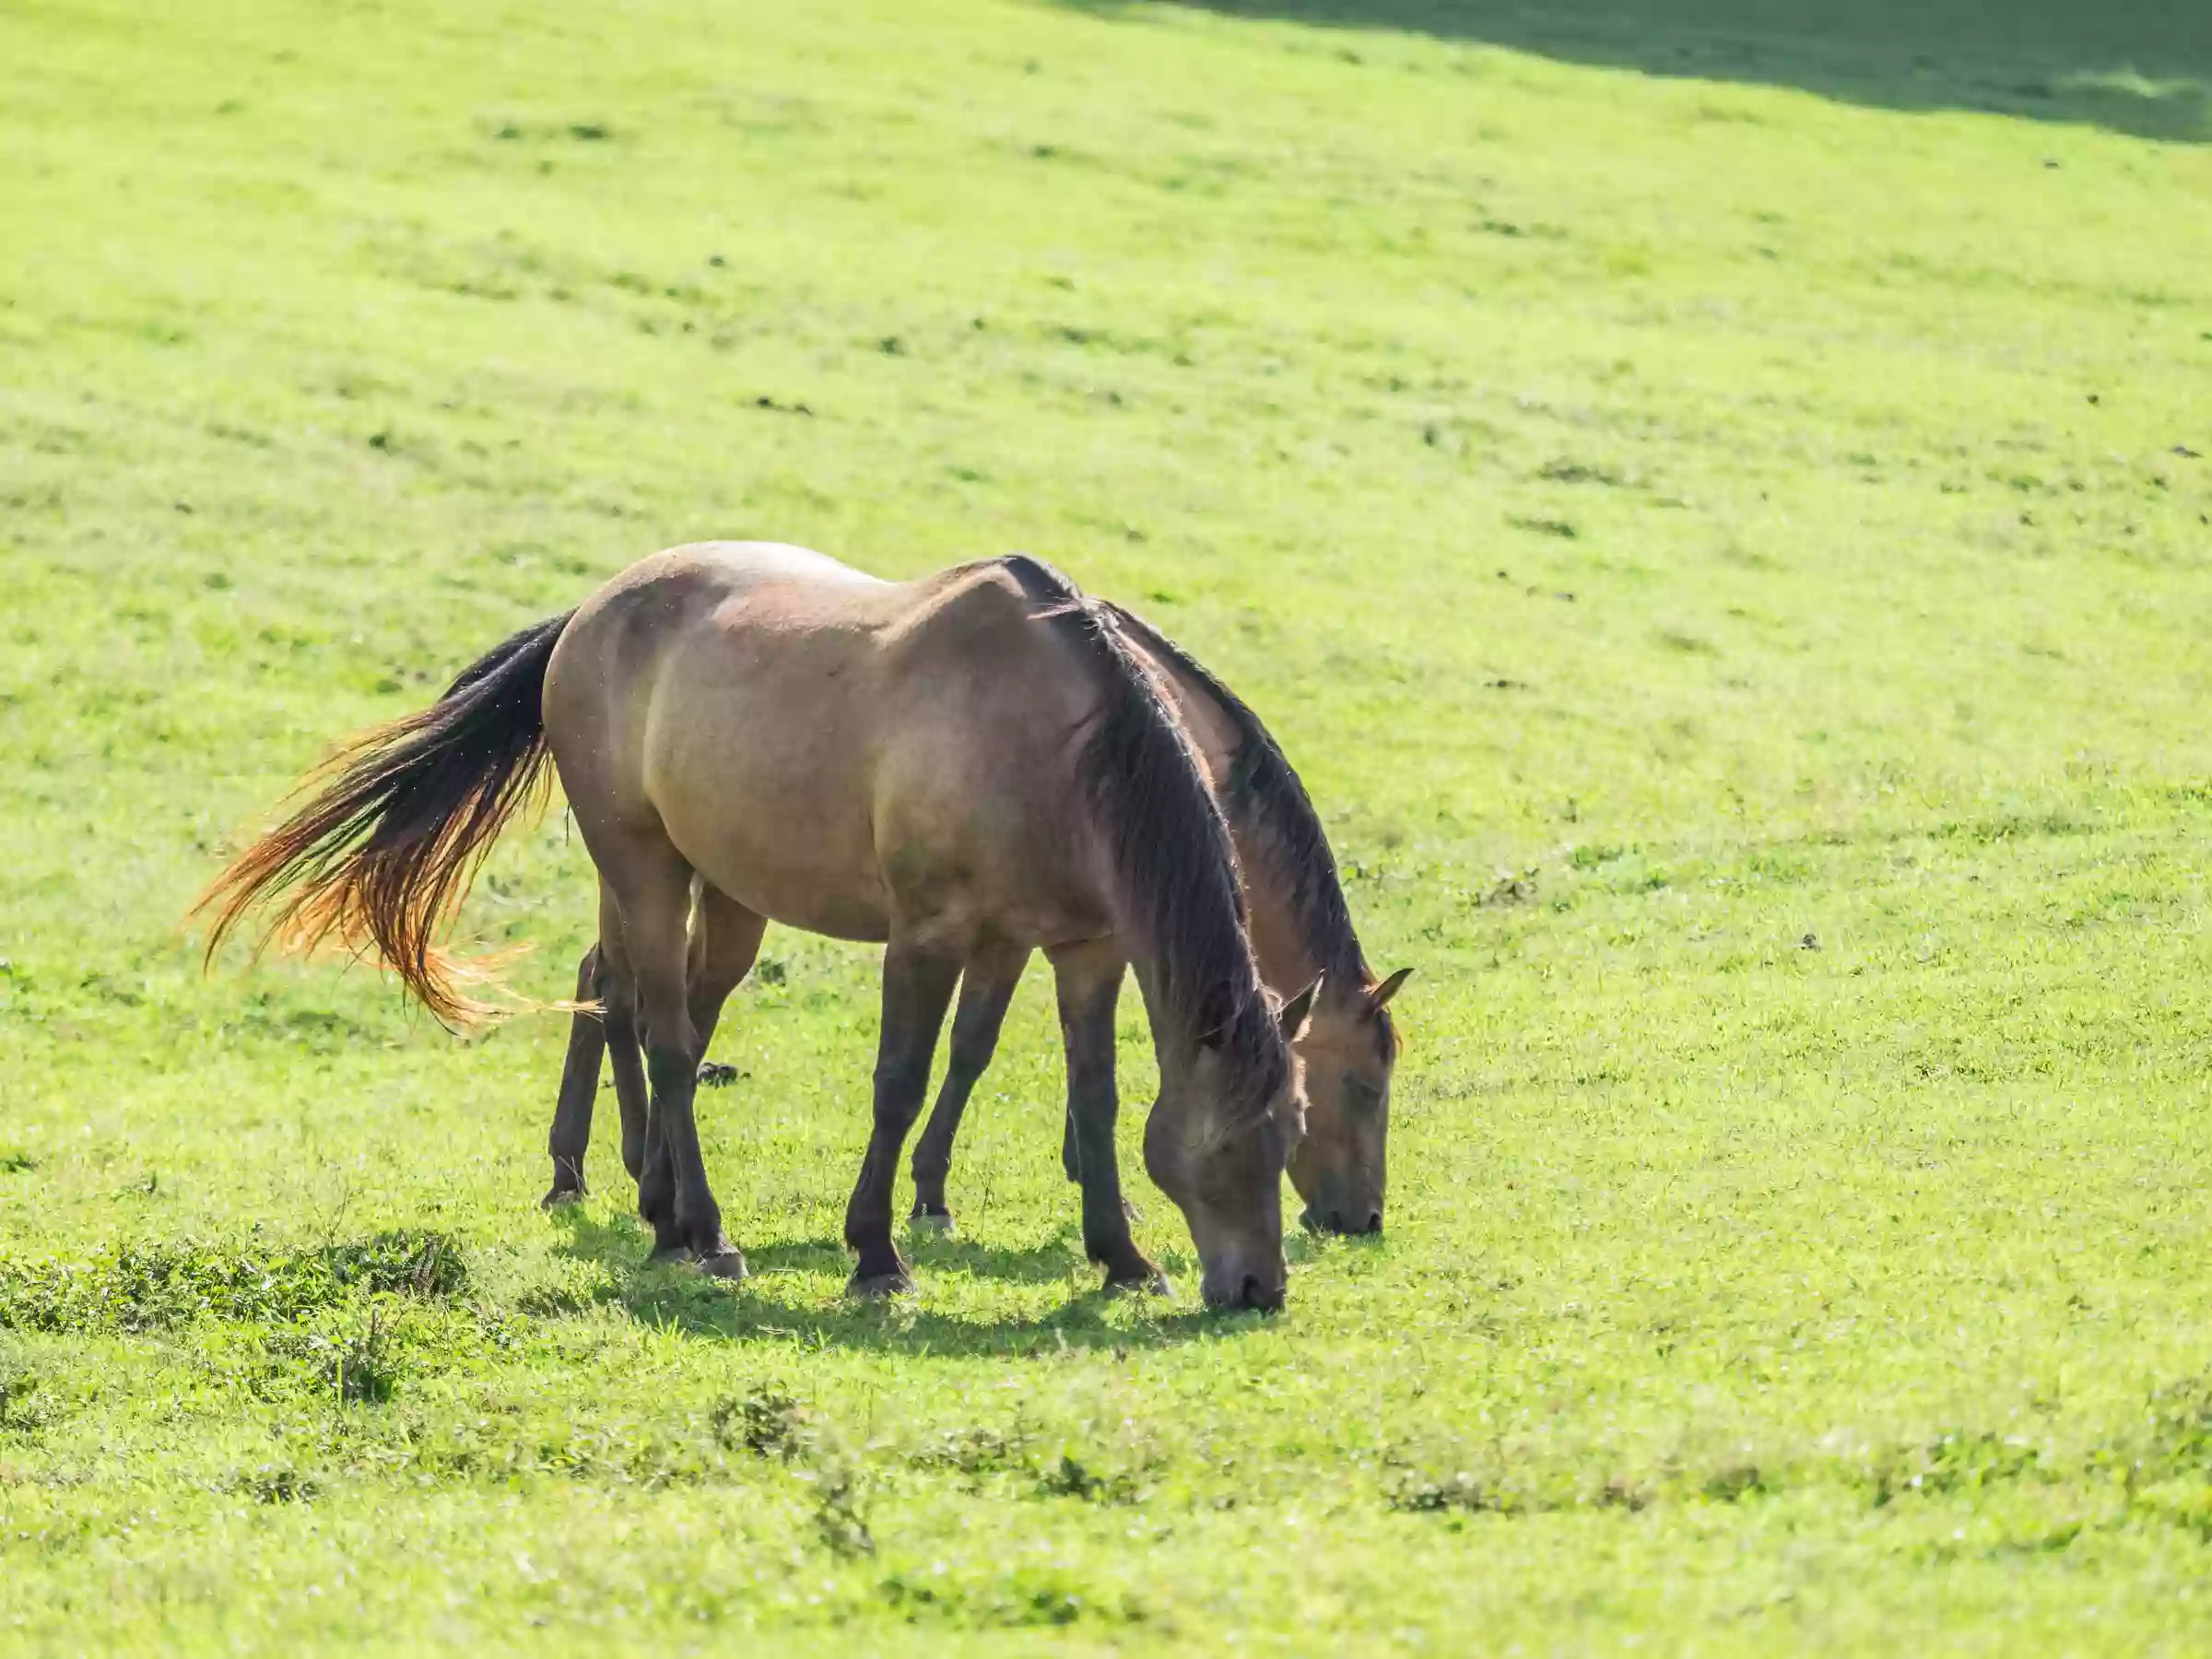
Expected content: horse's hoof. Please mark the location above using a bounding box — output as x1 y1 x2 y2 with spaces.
698 1061 740 1088
847 1268 916 1300
541 1186 585 1210
908 1210 956 1236
695 1249 748 1281
1105 1269 1172 1299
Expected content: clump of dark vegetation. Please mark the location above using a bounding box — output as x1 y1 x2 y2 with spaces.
712 1386 811 1458
1385 1466 1524 1514
1035 1451 1146 1505
222 1463 321 1504
909 1421 1032 1477
877 1568 1147 1630
0 1359 58 1439
1700 1462 1768 1503
1872 1430 2041 1506
1477 866 1539 907
0 1230 465 1333
270 1306 406 1405
806 1458 876 1558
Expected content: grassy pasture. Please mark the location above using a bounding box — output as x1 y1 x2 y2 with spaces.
4 0 2212 1650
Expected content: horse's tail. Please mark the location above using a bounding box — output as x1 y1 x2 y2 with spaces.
194 610 575 1026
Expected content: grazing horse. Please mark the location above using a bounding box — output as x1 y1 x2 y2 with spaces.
199 544 1308 1310
543 602 1410 1240
908 605 1412 1238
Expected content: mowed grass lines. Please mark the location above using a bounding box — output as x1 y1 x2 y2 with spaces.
4 0 2212 1651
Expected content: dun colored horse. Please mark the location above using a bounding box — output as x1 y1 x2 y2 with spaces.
200 545 1308 1309
539 601 1410 1240
909 605 1411 1237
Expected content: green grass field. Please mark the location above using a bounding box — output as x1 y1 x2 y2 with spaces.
5 0 2212 1650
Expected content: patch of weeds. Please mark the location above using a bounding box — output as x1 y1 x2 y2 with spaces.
1036 1450 1145 1505
1477 867 1538 907
1596 1477 1650 1512
1508 513 1578 539
221 1464 321 1504
1538 457 1631 488
2088 1374 2212 1522
0 1361 57 1440
275 1306 404 1405
1700 1463 1769 1503
0 1230 465 1333
910 1421 1031 1477
879 1567 1146 1629
1873 1430 2041 1505
712 1386 812 1458
2139 1375 2212 1474
804 1455 875 1558
0 1149 34 1175
1385 1466 1522 1514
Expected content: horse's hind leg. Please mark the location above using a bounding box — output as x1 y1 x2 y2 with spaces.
1049 937 1164 1294
844 936 962 1296
908 942 1030 1230
604 840 746 1277
541 935 655 1202
542 945 608 1206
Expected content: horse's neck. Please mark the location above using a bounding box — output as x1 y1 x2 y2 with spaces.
1239 854 1324 995
1139 644 1357 997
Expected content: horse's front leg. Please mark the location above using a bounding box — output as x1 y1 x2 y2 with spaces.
844 937 962 1296
1049 937 1164 1293
908 943 1030 1230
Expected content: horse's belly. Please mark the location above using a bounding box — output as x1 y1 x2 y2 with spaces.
687 838 892 944
649 737 891 942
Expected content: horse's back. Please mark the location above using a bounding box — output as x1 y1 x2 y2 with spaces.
544 546 1110 947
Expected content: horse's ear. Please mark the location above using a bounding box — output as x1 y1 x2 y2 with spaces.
1368 967 1413 1011
1278 977 1321 1042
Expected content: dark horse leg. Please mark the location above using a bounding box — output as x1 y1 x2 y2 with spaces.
1049 937 1164 1292
606 842 747 1277
541 938 653 1206
844 937 962 1296
543 945 606 1206
542 882 760 1211
907 943 1030 1230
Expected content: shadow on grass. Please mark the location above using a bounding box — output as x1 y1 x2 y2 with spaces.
1061 0 2212 143
547 1207 1239 1355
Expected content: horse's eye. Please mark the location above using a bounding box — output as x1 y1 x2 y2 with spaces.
1342 1076 1385 1114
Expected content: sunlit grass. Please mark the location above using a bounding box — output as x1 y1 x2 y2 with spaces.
3 0 2211 1649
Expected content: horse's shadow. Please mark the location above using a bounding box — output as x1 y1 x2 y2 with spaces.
544 1206 1238 1354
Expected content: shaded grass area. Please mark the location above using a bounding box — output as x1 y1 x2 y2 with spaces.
1073 0 2212 141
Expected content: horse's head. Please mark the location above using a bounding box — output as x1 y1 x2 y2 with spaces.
1145 980 1317 1312
1286 968 1410 1236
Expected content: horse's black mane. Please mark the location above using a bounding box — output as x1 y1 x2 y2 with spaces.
1102 601 1393 1063
996 555 1290 1123
1100 602 1373 992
